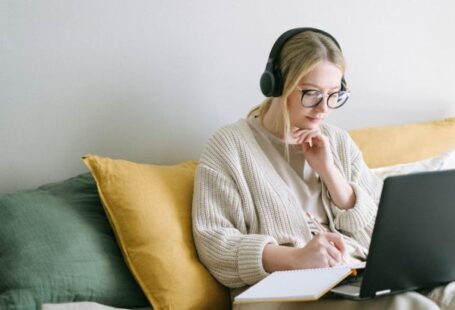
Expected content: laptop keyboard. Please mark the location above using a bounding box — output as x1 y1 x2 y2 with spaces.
340 273 364 287
348 278 362 287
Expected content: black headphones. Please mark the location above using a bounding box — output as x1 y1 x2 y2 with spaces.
260 27 347 97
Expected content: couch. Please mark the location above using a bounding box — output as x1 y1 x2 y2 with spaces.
1 117 455 310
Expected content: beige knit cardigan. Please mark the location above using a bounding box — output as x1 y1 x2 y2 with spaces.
192 119 383 288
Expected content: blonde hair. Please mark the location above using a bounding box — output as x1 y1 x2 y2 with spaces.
247 31 346 160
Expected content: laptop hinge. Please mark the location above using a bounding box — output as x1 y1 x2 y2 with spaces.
375 289 391 296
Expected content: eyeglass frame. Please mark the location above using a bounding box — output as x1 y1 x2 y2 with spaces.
296 86 350 109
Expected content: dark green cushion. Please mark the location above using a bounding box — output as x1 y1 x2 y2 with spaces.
0 173 149 309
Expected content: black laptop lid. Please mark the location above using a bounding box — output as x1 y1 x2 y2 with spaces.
360 169 455 298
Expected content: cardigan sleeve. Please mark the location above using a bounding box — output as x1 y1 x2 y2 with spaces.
192 163 278 288
328 129 383 247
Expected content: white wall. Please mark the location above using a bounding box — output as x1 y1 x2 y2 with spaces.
1 0 455 194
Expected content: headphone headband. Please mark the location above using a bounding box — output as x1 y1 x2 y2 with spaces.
260 27 346 97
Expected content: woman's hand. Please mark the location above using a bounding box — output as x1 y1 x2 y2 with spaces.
292 128 356 210
262 233 346 273
293 128 334 175
290 232 346 269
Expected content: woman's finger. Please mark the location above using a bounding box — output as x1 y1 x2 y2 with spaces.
303 132 318 144
307 133 329 149
326 253 339 267
324 233 346 254
293 128 314 139
326 242 344 265
296 129 317 143
294 127 318 134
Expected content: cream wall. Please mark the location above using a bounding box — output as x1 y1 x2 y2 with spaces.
1 0 454 194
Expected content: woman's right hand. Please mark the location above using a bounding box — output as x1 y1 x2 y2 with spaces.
262 232 346 273
291 232 346 269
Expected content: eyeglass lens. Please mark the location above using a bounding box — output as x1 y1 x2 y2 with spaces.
301 90 349 108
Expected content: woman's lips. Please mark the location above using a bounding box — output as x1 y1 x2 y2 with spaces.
306 116 322 122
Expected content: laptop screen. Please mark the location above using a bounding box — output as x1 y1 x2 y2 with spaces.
359 169 455 298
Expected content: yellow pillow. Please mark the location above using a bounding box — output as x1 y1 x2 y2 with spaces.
349 117 455 168
82 155 231 310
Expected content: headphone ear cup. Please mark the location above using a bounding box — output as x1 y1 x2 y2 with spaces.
260 70 275 97
260 69 284 97
272 69 283 97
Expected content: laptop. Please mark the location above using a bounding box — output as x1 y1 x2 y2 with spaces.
331 169 455 299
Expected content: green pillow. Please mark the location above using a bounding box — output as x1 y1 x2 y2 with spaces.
0 173 149 309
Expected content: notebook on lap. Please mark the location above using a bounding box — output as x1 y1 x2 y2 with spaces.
331 169 455 299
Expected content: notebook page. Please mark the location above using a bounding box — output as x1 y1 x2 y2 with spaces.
234 266 352 303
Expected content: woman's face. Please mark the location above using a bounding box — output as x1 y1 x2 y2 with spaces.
286 61 343 130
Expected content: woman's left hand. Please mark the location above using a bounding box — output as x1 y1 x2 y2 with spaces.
293 128 334 175
293 128 356 210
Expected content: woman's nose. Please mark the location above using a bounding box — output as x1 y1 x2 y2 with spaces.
315 97 329 112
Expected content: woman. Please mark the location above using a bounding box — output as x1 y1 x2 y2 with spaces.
192 28 451 309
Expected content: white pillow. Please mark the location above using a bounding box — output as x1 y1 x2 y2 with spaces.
371 145 455 180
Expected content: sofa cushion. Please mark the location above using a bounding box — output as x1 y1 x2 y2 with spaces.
0 173 149 309
82 155 231 310
349 117 455 168
371 145 455 180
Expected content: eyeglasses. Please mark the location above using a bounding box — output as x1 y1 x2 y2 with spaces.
296 87 350 109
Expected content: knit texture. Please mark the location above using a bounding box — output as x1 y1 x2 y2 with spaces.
192 119 383 288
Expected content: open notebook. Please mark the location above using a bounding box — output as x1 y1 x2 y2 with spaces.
234 263 364 304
